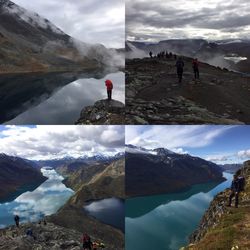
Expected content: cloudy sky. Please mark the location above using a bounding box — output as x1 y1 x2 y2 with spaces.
0 125 124 160
12 0 124 48
126 0 250 42
126 125 250 164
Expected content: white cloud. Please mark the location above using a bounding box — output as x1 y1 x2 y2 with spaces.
237 149 250 159
0 125 124 160
126 125 233 150
12 0 124 48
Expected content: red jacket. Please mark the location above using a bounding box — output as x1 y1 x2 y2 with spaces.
105 79 113 91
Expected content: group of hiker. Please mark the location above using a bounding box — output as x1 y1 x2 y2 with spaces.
149 50 177 60
228 173 245 208
148 51 200 83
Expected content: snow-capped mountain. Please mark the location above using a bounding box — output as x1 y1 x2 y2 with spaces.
126 144 224 197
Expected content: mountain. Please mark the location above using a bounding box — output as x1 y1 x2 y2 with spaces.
48 158 125 249
125 145 224 197
220 163 243 174
126 56 250 125
0 153 47 201
126 39 250 74
183 160 250 250
0 0 121 74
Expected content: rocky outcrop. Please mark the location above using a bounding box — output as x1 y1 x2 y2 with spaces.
126 145 224 197
75 99 125 125
126 57 250 124
0 153 47 202
0 221 95 250
183 160 250 250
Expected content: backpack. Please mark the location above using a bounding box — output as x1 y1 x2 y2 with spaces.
238 176 245 191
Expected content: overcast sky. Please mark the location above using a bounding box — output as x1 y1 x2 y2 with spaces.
0 125 124 160
126 0 250 42
12 0 124 48
126 125 250 164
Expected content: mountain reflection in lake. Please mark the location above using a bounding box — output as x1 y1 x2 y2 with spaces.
125 172 233 250
0 168 73 229
1 71 124 124
84 198 125 232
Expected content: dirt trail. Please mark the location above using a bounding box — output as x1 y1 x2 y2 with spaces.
126 57 250 124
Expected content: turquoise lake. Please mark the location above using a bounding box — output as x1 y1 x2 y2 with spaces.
125 172 233 250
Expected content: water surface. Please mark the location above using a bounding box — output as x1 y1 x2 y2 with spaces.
0 168 73 229
84 197 125 232
125 172 233 250
1 71 124 124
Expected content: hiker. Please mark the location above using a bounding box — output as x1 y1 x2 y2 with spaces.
105 79 113 100
14 215 20 228
149 51 153 58
192 58 199 79
228 175 240 208
175 57 184 83
82 233 93 250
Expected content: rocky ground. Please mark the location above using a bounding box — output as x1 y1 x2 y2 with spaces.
126 57 250 124
0 222 83 250
182 160 250 250
75 99 125 125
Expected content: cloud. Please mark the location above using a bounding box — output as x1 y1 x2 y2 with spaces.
0 125 125 160
126 125 233 150
237 149 250 159
205 154 231 162
12 0 124 48
126 0 250 41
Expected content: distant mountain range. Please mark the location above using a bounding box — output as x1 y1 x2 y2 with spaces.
126 145 224 197
0 0 122 74
0 153 47 201
126 39 250 73
219 163 243 173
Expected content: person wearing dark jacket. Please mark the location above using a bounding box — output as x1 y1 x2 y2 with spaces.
228 175 240 208
175 57 184 83
14 215 20 228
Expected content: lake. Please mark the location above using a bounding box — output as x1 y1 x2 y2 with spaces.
125 172 233 250
1 70 124 124
84 197 125 232
0 168 73 229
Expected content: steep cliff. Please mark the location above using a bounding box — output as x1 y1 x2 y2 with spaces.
183 160 250 250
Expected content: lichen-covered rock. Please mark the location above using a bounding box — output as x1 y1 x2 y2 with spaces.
75 99 125 125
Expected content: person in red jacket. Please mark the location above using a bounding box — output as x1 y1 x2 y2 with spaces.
192 58 199 79
105 79 113 100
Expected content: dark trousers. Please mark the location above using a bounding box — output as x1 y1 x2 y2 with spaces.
193 68 199 79
15 221 19 227
177 69 183 83
107 90 112 100
229 191 239 207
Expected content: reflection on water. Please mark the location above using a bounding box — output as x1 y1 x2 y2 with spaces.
84 197 125 232
1 70 124 124
125 172 233 250
0 168 73 229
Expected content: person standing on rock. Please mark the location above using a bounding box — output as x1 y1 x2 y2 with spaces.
105 79 113 100
175 57 185 83
14 215 20 228
192 58 200 80
149 51 153 58
228 175 240 208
